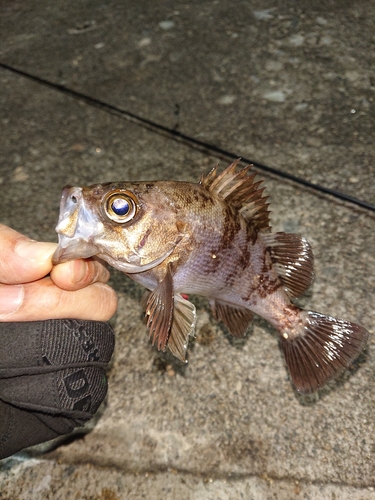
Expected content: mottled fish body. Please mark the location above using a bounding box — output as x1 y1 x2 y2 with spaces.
53 161 369 393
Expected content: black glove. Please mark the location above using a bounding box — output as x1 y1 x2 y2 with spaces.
0 319 115 459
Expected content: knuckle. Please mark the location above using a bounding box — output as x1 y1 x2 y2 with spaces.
90 260 110 284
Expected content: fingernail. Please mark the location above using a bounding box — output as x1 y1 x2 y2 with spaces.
15 240 57 263
0 285 24 316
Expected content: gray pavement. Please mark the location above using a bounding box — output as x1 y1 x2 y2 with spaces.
1 1 375 498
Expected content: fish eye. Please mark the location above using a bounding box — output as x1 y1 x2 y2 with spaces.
103 190 138 223
112 197 129 216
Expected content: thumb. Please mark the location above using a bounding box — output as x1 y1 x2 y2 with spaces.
0 224 56 284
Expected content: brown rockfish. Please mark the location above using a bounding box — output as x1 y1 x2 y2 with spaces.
52 160 369 393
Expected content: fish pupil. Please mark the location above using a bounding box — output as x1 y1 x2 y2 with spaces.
111 197 130 216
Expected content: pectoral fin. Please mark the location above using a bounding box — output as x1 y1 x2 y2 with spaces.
168 294 197 362
143 265 174 351
210 299 253 338
141 266 196 360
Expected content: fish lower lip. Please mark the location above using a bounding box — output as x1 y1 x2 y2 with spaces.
52 241 98 265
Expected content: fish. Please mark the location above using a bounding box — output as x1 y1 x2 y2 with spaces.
52 160 369 393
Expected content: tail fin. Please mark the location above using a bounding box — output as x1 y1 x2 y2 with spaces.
280 311 369 393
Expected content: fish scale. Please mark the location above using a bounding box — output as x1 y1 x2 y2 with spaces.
52 160 369 394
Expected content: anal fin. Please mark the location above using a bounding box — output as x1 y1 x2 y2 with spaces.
210 299 253 338
262 232 314 298
280 310 369 393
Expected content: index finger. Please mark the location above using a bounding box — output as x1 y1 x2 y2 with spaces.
0 224 56 284
50 258 111 291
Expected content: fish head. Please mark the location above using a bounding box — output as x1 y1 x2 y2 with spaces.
52 182 188 273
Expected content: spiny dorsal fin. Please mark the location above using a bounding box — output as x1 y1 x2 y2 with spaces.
262 232 314 298
200 160 271 232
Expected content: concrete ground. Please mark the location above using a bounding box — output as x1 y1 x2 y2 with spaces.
1 1 374 498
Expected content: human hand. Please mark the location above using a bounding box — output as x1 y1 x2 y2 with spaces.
0 224 118 321
0 224 117 459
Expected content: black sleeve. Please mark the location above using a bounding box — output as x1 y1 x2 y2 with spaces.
0 319 115 459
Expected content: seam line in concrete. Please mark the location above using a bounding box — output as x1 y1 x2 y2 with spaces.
1 62 374 213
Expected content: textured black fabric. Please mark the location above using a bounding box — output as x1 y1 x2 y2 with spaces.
0 319 114 375
0 319 115 459
0 401 76 459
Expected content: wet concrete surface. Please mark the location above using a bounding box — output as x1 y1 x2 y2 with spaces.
0 1 375 498
1 0 374 203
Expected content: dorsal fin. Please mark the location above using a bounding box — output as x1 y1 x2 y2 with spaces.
262 232 314 298
200 160 271 232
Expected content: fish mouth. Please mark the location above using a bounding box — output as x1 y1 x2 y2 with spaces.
52 235 176 272
52 235 99 265
52 186 101 265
